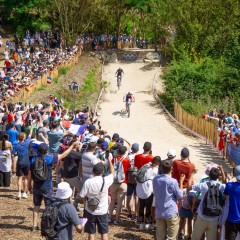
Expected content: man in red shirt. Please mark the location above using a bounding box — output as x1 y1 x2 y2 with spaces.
134 142 153 170
109 146 130 224
172 147 196 240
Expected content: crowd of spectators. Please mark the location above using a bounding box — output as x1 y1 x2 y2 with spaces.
0 30 80 102
203 110 240 153
0 100 240 240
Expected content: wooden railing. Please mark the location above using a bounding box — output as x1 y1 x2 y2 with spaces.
174 100 218 146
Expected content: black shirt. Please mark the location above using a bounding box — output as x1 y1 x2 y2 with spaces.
63 150 82 178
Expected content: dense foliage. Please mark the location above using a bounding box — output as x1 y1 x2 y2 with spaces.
2 0 240 114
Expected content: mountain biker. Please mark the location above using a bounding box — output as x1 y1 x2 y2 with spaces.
115 67 124 79
124 92 135 110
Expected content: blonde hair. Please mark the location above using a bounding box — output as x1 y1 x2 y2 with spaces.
18 132 26 141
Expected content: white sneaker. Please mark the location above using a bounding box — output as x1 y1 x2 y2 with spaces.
17 192 21 200
139 223 145 230
22 192 28 199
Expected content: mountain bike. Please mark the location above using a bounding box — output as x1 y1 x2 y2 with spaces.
116 75 122 90
122 98 135 118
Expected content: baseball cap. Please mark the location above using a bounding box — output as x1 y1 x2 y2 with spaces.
205 163 219 176
116 137 124 146
101 141 109 151
143 142 152 151
93 163 104 175
112 133 119 140
234 165 240 180
131 143 139 153
181 147 189 158
167 149 176 159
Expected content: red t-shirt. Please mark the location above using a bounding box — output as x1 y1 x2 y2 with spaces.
134 154 154 170
7 114 14 123
4 60 11 68
172 160 195 188
112 156 130 184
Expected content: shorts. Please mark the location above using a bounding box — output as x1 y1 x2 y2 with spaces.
84 210 108 234
0 171 11 187
127 183 137 196
16 165 29 177
33 188 54 207
179 207 193 219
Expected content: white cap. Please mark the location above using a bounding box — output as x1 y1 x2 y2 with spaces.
55 182 72 200
167 149 176 158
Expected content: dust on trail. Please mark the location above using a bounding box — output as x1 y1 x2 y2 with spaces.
99 62 229 179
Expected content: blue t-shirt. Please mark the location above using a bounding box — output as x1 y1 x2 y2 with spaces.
7 128 19 145
47 130 64 153
32 155 57 190
12 136 31 167
224 182 240 223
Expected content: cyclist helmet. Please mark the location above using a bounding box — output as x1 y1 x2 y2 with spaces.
128 91 133 95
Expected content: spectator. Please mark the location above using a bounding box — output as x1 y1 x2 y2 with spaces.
159 148 176 174
80 158 115 240
134 141 154 170
6 121 18 145
153 160 184 240
32 142 78 230
12 125 33 199
51 182 87 240
172 147 196 239
191 167 225 240
136 156 160 230
109 146 131 224
224 165 240 240
81 142 100 183
126 143 139 220
62 140 82 210
37 119 50 144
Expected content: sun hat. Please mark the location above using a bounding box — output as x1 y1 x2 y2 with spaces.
56 182 73 199
167 149 176 159
205 163 219 176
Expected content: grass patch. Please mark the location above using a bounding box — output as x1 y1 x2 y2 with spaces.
53 77 59 84
35 85 47 91
59 67 70 75
82 71 96 92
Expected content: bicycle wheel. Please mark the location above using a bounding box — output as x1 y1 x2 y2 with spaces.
117 77 121 90
126 104 130 118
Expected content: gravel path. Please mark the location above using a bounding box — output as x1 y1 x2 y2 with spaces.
99 62 229 179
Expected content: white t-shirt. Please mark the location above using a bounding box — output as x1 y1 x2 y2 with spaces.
15 110 25 125
0 150 12 172
80 174 113 215
136 164 158 199
82 152 99 182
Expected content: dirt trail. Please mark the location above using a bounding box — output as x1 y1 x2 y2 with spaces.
99 62 228 179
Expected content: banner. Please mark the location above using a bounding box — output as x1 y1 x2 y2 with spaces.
226 142 240 166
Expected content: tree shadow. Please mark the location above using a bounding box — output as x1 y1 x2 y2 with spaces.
139 63 160 72
1 215 25 220
0 223 31 230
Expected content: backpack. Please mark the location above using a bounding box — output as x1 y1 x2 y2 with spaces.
202 182 224 217
32 156 48 183
41 200 69 238
113 157 125 183
97 150 109 176
127 165 137 184
136 164 152 183
80 133 94 154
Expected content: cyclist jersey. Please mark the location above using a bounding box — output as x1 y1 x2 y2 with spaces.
116 69 123 76
126 95 133 102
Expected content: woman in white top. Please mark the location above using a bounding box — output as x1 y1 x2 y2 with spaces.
0 132 12 187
